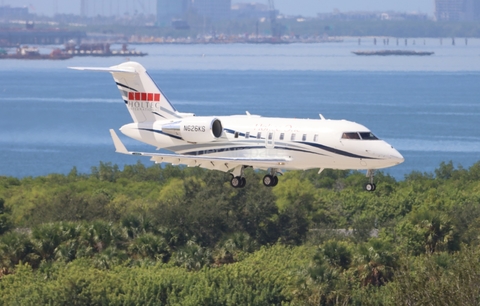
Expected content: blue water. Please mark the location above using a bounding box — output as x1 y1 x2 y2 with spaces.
0 40 479 179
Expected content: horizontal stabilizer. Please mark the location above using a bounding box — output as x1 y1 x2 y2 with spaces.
68 66 136 73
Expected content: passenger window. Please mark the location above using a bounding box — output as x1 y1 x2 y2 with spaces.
234 132 239 138
257 132 262 139
268 133 273 140
279 133 284 140
342 132 360 140
245 132 250 139
302 134 307 141
291 133 296 141
314 134 319 142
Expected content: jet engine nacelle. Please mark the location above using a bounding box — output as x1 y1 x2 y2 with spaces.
162 117 223 143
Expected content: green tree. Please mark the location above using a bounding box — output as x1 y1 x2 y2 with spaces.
0 198 12 235
128 233 170 262
399 208 458 255
353 238 398 286
172 239 213 271
0 231 38 271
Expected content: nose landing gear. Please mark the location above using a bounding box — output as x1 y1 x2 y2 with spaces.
364 169 376 192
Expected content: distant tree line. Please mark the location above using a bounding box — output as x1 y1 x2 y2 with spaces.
1 160 480 304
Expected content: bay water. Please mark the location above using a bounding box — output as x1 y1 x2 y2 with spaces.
0 38 479 180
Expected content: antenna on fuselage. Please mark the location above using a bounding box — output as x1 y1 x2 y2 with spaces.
319 114 326 120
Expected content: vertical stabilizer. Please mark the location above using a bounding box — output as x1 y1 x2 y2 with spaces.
110 62 180 122
70 62 181 122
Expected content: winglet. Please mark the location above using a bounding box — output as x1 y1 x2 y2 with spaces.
109 129 129 154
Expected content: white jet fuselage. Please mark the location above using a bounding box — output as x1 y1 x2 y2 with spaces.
120 116 403 171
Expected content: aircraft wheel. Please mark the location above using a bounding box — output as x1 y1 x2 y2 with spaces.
271 176 279 187
263 175 274 187
239 177 247 188
231 176 242 188
365 183 376 192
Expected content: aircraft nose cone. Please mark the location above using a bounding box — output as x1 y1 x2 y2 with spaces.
390 148 404 164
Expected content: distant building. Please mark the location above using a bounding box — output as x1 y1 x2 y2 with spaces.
157 0 188 26
434 0 478 21
0 5 29 19
191 0 231 20
231 3 269 19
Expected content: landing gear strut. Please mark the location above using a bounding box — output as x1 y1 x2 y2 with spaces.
364 169 376 192
263 168 279 187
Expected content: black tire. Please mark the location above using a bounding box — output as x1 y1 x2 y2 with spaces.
271 176 279 187
231 176 241 188
365 183 374 192
372 183 377 191
263 175 273 187
239 177 247 188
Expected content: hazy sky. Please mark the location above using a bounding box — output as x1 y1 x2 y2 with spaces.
1 0 434 17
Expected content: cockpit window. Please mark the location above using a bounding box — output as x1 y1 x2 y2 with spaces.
359 132 379 140
342 132 379 140
342 132 361 140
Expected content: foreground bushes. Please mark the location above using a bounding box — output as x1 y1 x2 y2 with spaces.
2 244 480 305
0 244 313 305
1 161 480 304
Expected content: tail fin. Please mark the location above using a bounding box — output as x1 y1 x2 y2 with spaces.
70 61 181 122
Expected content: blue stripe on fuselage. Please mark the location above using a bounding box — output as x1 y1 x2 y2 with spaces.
140 127 376 160
139 128 183 140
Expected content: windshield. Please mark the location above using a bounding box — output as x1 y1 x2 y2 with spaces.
359 132 379 140
342 132 379 140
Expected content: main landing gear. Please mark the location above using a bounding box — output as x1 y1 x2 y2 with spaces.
229 166 280 188
262 174 278 187
230 165 247 189
364 169 376 192
263 168 279 187
230 176 246 188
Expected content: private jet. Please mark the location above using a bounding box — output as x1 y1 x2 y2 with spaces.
70 62 404 190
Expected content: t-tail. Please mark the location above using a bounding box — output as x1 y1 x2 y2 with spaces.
70 61 187 122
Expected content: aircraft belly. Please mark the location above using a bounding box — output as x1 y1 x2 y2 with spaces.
282 150 381 171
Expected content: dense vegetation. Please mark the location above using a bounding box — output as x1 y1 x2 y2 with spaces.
1 160 480 305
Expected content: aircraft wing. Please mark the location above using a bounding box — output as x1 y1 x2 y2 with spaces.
110 130 291 172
